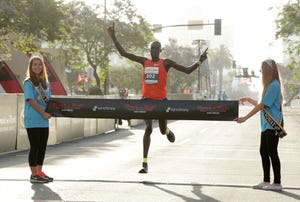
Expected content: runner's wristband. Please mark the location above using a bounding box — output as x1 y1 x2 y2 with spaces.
196 61 202 66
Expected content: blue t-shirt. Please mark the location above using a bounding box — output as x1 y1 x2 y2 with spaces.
24 80 51 128
260 80 281 132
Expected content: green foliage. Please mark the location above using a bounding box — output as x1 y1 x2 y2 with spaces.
161 39 198 93
0 0 67 56
0 0 65 40
275 1 300 39
109 64 142 95
109 0 154 51
0 34 10 60
275 0 300 105
64 1 107 93
63 0 154 95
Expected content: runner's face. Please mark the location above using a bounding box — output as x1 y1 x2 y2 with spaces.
150 47 160 61
31 59 43 75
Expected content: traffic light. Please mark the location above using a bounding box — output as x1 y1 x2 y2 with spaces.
242 68 249 77
152 24 162 33
232 60 236 69
214 19 221 35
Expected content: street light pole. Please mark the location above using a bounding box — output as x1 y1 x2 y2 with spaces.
152 19 221 35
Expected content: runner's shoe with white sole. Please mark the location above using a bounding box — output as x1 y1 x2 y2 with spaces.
138 162 148 174
166 130 175 143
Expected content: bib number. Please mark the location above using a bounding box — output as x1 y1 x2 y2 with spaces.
144 67 159 84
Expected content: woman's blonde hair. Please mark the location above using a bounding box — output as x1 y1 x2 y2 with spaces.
261 59 283 105
24 54 49 89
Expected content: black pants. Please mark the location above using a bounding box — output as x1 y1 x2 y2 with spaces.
26 128 49 167
260 129 281 184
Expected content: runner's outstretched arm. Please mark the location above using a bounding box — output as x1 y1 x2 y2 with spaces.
107 22 146 64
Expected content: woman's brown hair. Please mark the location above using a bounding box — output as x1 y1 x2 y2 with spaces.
24 54 49 89
261 59 283 105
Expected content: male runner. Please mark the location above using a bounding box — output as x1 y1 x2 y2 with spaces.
107 22 208 173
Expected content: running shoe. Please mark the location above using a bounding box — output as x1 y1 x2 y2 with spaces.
166 130 175 143
138 162 148 174
30 174 48 183
39 171 53 182
252 182 270 189
264 183 283 191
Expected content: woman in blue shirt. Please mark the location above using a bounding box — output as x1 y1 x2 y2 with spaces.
234 59 283 191
23 54 53 183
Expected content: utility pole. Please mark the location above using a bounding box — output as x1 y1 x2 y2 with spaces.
103 0 109 94
192 39 206 98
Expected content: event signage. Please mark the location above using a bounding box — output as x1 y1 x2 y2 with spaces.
46 98 238 121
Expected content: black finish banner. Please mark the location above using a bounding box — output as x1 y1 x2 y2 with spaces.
46 98 239 121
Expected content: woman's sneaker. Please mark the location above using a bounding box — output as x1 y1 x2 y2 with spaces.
252 182 270 189
38 171 53 182
264 183 283 191
30 174 48 183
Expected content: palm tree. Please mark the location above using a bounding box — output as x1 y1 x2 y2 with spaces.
209 45 233 99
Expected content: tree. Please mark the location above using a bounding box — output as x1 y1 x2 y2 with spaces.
161 39 198 93
65 0 155 95
109 64 142 95
275 0 300 105
208 45 233 99
0 0 67 57
106 0 155 95
277 63 296 105
65 1 106 94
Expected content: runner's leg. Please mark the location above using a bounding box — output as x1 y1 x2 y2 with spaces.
139 119 152 173
159 119 175 143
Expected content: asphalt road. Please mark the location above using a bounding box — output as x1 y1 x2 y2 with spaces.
0 106 300 202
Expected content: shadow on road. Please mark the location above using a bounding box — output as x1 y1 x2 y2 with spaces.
31 183 62 201
144 183 222 202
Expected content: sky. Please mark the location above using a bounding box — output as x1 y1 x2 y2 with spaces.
85 0 286 73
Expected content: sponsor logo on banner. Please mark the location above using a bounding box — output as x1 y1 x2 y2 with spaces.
92 106 116 111
53 102 84 112
124 103 157 114
166 107 189 113
197 105 230 113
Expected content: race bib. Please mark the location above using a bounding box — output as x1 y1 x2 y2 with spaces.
144 66 159 84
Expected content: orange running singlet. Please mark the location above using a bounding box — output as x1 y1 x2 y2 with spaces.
142 59 167 100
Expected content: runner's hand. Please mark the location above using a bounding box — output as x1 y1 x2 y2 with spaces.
199 48 208 62
107 22 115 37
